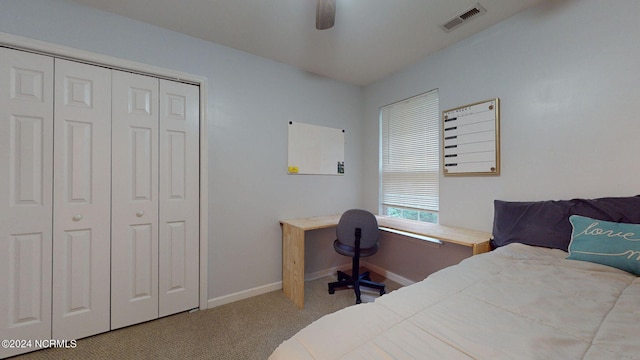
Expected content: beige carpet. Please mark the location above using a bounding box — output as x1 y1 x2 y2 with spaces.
13 272 401 360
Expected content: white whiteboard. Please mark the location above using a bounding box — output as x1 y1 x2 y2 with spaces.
442 98 500 176
287 121 345 175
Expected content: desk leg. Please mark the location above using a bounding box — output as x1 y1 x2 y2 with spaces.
282 224 305 309
472 241 491 255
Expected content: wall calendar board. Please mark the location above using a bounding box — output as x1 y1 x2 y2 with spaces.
442 98 500 176
287 121 345 175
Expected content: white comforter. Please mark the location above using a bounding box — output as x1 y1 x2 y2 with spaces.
270 243 640 359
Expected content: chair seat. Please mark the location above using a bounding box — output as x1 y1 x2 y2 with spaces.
333 240 379 257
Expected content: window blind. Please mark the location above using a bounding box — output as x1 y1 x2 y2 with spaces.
380 90 439 212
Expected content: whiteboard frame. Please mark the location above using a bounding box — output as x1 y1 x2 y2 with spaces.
442 98 500 176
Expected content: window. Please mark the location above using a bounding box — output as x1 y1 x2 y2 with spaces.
379 90 439 223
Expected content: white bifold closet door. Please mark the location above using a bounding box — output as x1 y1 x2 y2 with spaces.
0 47 54 359
158 79 199 317
52 59 111 340
110 73 199 328
111 71 160 329
1 47 200 357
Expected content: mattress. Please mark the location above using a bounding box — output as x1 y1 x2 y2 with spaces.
269 243 640 359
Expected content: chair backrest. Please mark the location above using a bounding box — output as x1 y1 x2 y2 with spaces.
336 209 379 249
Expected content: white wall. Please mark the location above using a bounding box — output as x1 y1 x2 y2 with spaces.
0 0 365 301
363 0 640 232
368 235 471 283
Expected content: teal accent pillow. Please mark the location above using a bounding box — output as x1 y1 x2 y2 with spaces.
567 215 640 275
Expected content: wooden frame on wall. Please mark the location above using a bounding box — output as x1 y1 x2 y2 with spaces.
442 98 500 176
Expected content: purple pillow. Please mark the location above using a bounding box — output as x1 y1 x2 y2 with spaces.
491 195 640 251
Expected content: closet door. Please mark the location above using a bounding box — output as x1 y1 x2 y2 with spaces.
52 59 111 340
0 48 54 358
158 80 199 316
111 71 159 329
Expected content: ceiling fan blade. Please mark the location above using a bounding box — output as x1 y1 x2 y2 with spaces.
316 0 336 30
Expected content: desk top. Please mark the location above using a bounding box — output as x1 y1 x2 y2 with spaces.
280 215 491 249
280 215 342 231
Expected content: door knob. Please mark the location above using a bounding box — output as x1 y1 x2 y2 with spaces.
72 214 83 221
136 210 144 217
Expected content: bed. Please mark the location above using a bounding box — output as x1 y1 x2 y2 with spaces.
269 196 640 359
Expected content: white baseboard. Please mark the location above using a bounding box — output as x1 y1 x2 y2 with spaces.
207 281 282 309
304 264 351 281
206 264 415 309
361 261 415 287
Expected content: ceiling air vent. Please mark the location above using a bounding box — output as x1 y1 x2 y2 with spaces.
440 3 487 32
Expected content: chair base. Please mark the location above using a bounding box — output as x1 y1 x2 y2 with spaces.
328 270 386 304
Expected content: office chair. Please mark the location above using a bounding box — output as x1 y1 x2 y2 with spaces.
328 209 386 304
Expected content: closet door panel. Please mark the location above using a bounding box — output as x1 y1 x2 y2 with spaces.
53 59 111 340
0 48 54 358
111 70 159 329
158 80 199 317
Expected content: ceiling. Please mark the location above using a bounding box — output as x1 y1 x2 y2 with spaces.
69 0 547 86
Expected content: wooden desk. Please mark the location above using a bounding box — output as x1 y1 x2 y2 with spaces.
280 215 491 309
